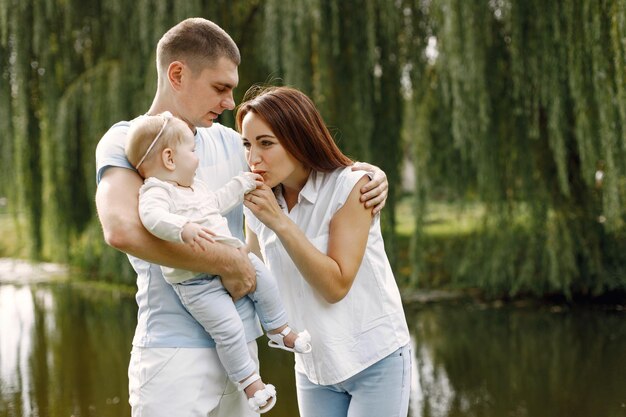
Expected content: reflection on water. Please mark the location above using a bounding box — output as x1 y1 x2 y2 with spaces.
1 284 625 417
408 302 626 417
1 286 36 417
0 284 136 417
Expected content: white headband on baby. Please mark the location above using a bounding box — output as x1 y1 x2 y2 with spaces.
136 111 174 169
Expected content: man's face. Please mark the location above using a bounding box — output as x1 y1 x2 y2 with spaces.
177 57 239 128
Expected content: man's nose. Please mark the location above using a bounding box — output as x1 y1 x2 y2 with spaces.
222 92 235 110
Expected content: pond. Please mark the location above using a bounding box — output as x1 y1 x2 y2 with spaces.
1 282 625 417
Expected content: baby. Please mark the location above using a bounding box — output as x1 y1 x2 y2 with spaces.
125 112 311 414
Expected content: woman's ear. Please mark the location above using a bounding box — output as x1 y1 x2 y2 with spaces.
162 148 176 171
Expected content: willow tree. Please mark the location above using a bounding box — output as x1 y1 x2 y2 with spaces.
0 0 270 282
6 0 622 297
411 0 626 296
262 0 406 264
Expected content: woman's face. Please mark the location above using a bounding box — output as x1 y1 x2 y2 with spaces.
241 112 304 188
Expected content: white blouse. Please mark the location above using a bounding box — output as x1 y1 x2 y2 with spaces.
245 167 410 385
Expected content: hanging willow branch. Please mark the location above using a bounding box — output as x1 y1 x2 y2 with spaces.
2 0 624 295
411 0 626 296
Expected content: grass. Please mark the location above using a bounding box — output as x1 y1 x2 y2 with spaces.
395 196 484 238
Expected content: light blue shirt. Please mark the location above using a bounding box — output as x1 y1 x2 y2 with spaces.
96 119 262 348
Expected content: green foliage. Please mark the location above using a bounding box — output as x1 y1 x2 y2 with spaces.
2 0 625 296
409 0 626 297
262 0 405 262
1 0 271 284
70 218 136 284
0 212 27 258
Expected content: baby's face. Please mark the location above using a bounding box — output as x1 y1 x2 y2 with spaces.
172 129 199 187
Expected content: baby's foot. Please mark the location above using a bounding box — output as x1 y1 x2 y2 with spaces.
243 378 266 399
239 374 276 414
268 326 312 353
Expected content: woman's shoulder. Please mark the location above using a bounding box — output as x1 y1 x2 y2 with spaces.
315 167 368 209
336 166 369 182
332 167 369 194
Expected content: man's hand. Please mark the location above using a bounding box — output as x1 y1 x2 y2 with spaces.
351 161 388 214
220 246 257 300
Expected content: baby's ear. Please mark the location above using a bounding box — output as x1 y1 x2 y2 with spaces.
162 148 176 171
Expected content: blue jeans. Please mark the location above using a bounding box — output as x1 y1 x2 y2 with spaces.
296 344 411 417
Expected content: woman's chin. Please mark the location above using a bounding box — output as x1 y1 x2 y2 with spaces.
264 179 279 188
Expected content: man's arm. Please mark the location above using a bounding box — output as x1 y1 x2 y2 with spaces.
95 166 256 299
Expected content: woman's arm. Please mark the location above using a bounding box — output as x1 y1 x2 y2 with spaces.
245 176 372 303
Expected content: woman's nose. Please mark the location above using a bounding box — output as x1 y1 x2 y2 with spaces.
246 147 260 166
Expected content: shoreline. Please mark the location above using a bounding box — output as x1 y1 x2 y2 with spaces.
0 258 68 284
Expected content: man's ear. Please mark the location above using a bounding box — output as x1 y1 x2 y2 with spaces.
162 148 176 171
168 61 185 91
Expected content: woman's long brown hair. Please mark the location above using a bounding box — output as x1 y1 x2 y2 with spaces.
236 86 353 172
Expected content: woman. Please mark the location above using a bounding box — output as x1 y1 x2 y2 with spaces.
236 86 411 417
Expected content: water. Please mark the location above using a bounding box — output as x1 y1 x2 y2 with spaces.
1 283 625 417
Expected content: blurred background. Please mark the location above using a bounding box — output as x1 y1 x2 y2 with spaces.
1 1 625 416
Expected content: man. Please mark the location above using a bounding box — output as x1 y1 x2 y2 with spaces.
95 17 388 417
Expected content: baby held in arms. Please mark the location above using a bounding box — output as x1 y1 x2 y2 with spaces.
124 112 312 414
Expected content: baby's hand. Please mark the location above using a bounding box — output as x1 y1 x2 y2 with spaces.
181 222 216 251
242 172 264 190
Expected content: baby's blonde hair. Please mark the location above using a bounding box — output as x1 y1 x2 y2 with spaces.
125 114 190 177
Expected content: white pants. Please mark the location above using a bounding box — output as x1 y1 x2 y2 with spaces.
128 342 259 417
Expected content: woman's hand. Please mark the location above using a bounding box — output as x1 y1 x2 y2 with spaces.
244 185 287 231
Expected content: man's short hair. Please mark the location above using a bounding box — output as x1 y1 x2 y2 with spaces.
156 17 240 76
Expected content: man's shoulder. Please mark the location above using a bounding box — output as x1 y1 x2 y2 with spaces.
95 119 136 183
97 120 132 149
